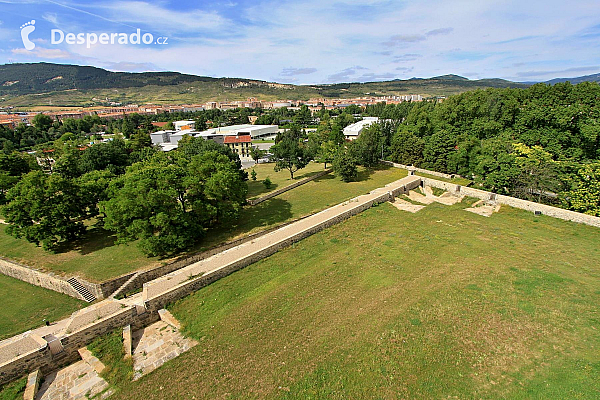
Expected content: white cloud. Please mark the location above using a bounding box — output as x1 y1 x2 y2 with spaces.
12 47 73 59
95 1 228 34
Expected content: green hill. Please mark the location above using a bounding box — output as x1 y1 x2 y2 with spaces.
0 62 532 107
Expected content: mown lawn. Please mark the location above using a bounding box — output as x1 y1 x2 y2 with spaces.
0 274 85 340
246 162 327 199
108 199 599 399
0 165 405 282
0 224 161 282
196 165 408 250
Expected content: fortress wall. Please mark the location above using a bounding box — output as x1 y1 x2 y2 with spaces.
0 258 89 301
422 178 600 228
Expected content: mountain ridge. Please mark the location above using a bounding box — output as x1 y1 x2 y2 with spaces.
0 63 598 108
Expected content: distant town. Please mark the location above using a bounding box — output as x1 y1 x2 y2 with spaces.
0 94 426 129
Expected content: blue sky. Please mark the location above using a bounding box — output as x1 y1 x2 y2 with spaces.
0 0 599 84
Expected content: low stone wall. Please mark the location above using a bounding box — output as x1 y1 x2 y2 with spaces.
98 273 136 298
248 169 332 206
381 160 457 180
0 258 91 302
422 178 600 228
0 304 158 384
143 176 421 307
109 214 320 299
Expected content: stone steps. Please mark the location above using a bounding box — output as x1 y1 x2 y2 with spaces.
67 278 96 303
110 272 140 299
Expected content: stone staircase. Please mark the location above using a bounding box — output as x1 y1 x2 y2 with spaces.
110 272 140 299
67 278 97 303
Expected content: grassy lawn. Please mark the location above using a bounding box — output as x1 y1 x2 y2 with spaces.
246 162 328 199
0 274 85 340
0 224 161 283
252 139 275 144
195 165 408 250
107 200 598 399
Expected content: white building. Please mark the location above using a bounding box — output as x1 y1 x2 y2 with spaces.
174 120 195 131
150 130 175 145
343 117 380 141
150 124 278 151
196 124 278 140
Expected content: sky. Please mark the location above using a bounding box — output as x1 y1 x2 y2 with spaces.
0 0 599 84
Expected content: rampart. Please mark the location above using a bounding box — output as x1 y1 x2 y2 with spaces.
0 175 421 385
0 258 100 301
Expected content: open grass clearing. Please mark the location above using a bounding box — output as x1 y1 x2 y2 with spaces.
246 162 327 199
0 224 161 283
104 199 599 399
0 274 85 340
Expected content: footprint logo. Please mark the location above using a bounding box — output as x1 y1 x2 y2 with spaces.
20 20 36 51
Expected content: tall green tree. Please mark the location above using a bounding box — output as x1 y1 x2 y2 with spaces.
390 127 424 166
271 128 312 179
100 151 247 256
333 147 358 182
3 171 86 250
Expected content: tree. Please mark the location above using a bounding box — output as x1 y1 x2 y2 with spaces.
423 130 456 173
3 171 86 250
80 138 130 175
53 147 83 179
563 163 600 216
130 132 152 152
333 147 358 182
250 146 266 164
121 118 135 138
32 114 54 132
250 169 257 181
100 151 247 256
294 105 312 127
317 140 338 169
513 143 561 202
271 129 312 179
77 169 115 218
390 127 424 166
351 124 381 167
178 136 247 180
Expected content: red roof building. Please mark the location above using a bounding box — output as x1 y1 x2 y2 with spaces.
224 135 252 157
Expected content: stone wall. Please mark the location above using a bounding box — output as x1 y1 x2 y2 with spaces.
0 258 93 302
0 304 159 384
142 176 421 308
0 175 422 386
248 169 332 206
109 213 319 299
421 178 600 228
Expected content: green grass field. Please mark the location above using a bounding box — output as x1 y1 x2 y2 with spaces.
103 199 598 399
195 165 408 251
0 274 85 340
0 224 161 282
246 162 327 199
0 165 406 281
